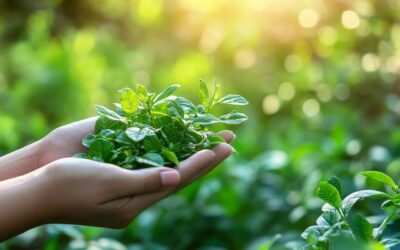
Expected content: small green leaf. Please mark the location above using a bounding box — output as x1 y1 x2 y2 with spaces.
349 214 373 242
120 88 139 114
342 190 390 214
361 171 398 191
95 116 124 134
125 127 155 142
316 181 342 209
174 97 198 113
316 210 340 227
217 94 249 106
301 225 325 241
136 84 148 97
162 148 179 166
219 112 248 125
328 176 343 197
82 134 96 147
96 105 126 122
154 84 180 104
88 138 114 160
199 80 210 108
192 114 220 125
143 135 163 152
143 152 164 166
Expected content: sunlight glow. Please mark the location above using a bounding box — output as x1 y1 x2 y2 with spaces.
341 10 360 30
298 9 320 28
302 99 320 117
262 95 280 115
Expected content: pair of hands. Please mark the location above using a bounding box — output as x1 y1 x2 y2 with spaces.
0 118 234 240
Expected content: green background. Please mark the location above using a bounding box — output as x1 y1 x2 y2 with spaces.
1 0 400 249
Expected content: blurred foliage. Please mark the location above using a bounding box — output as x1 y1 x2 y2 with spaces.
1 0 400 249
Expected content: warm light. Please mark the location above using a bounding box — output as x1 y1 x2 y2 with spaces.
199 27 223 54
234 48 257 69
262 95 280 114
302 99 320 117
361 53 380 72
341 10 360 29
298 9 320 28
278 82 296 101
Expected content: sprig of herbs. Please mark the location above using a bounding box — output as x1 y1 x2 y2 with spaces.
302 171 400 249
75 80 248 169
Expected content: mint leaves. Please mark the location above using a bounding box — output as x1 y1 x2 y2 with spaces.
302 171 400 249
75 81 248 169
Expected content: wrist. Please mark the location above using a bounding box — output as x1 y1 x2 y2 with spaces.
0 169 48 240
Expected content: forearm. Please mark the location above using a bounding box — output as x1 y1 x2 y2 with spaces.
0 171 46 241
0 141 42 181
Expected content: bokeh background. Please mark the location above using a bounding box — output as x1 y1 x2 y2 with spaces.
1 0 400 249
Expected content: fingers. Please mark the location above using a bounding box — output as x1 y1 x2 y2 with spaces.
64 116 98 137
118 150 216 211
183 143 233 186
218 130 236 144
103 167 181 201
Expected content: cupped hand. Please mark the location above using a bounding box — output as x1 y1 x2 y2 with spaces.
35 134 233 229
37 117 98 168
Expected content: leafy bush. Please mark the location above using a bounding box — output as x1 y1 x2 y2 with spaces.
76 81 248 168
303 171 400 249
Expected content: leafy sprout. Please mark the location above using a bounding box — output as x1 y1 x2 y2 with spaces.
75 81 248 169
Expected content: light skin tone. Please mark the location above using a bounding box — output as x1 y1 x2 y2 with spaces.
0 118 235 241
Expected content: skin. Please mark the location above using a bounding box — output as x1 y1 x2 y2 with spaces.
0 118 235 241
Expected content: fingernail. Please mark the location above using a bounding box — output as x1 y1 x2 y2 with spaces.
160 170 181 186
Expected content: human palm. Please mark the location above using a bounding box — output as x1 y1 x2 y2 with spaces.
38 117 97 167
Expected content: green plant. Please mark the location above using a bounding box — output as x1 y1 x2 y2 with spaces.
75 80 248 169
302 171 400 250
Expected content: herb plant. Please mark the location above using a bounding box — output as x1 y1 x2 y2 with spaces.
302 171 400 249
75 80 248 169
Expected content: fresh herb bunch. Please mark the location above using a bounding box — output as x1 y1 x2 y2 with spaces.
302 171 400 249
75 80 248 169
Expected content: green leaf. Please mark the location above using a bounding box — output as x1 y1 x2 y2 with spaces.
349 214 373 242
219 112 248 125
136 84 148 97
143 135 163 152
316 210 340 227
328 176 343 197
192 114 220 125
301 225 325 241
217 94 249 106
342 190 390 214
125 127 155 142
154 84 180 104
96 105 126 123
174 97 198 113
82 134 96 147
143 152 164 166
199 80 209 108
162 148 179 166
120 88 139 114
316 181 342 209
361 171 398 191
88 138 114 160
95 116 124 134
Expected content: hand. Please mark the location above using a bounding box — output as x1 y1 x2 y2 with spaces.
39 131 234 228
37 117 98 168
0 130 234 240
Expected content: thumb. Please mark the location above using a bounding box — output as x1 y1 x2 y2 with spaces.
105 167 181 199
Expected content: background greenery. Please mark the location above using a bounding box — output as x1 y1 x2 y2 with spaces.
1 0 400 249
